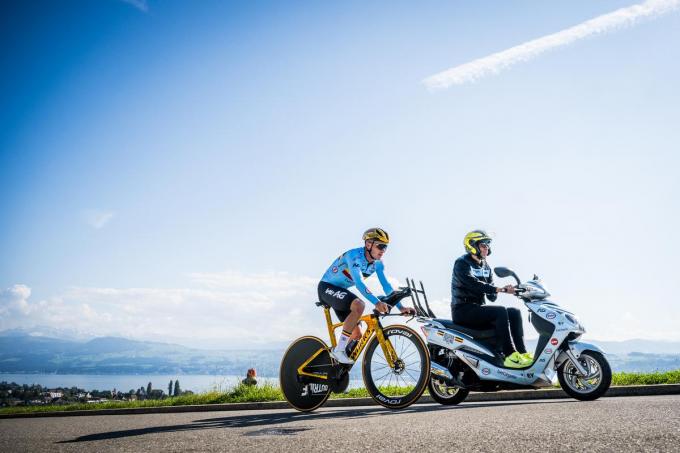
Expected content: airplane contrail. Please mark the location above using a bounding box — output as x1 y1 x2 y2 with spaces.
423 0 680 89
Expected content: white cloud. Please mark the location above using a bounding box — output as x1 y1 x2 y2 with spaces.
82 210 115 229
423 0 680 89
0 271 324 348
0 284 33 317
121 0 149 13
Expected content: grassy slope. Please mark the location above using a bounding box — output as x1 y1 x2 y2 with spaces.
2 370 679 415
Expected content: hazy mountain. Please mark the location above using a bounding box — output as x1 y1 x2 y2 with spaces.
0 329 678 376
0 332 284 376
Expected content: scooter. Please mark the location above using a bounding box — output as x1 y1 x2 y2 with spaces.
405 267 612 404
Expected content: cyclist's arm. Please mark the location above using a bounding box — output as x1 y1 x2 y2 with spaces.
375 260 402 309
346 258 381 306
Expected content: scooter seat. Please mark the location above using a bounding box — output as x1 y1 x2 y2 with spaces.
433 319 496 340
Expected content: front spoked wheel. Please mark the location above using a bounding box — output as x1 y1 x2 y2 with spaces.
362 325 429 409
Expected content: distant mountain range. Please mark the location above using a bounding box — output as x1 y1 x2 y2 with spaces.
0 328 678 375
0 329 283 376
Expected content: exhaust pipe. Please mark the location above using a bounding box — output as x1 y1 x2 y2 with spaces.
430 362 453 381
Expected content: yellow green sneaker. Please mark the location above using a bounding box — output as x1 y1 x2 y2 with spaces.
520 352 534 364
503 351 526 369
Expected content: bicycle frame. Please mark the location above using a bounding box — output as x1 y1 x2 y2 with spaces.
296 307 398 380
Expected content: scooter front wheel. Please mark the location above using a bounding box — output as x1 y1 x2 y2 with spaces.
557 350 612 401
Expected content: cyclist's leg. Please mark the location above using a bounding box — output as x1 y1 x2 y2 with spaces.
337 298 364 349
318 282 362 355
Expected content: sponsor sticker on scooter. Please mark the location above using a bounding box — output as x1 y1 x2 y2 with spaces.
482 368 490 375
550 338 558 346
546 312 556 319
544 348 553 354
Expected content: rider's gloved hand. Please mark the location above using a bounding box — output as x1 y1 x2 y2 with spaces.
375 301 390 313
399 306 416 316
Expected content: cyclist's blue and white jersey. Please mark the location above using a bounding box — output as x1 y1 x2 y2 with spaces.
320 247 399 307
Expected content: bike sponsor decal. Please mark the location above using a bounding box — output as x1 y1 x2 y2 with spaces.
546 312 556 319
436 331 444 337
482 368 490 375
443 333 455 344
332 266 338 273
497 370 517 379
454 336 464 343
538 308 546 313
539 358 546 362
376 394 403 405
325 288 347 299
301 383 329 396
544 348 553 354
390 329 413 338
555 328 568 332
526 373 534 378
550 338 558 346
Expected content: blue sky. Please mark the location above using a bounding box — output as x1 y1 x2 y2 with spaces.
1 0 679 348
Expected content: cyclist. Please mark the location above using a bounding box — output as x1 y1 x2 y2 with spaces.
318 228 415 364
451 230 532 368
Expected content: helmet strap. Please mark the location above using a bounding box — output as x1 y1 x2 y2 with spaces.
365 242 378 262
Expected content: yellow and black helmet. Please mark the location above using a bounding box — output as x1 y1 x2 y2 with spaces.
464 230 492 256
363 227 390 244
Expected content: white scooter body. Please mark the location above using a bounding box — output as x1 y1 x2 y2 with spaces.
421 278 605 388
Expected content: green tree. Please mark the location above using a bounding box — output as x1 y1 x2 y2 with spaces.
168 380 173 396
174 380 180 396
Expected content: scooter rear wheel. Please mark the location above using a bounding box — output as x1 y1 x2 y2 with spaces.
428 377 469 405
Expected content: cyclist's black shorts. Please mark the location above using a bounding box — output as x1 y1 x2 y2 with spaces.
317 281 360 322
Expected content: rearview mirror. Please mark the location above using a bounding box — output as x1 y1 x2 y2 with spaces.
494 267 521 285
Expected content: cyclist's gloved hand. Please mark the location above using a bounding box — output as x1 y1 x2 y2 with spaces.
399 306 416 316
375 301 390 314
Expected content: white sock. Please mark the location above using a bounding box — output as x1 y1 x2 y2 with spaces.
336 330 351 351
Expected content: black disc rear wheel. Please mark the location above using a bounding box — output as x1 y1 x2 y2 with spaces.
280 336 334 412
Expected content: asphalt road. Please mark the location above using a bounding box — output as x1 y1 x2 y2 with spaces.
1 395 679 452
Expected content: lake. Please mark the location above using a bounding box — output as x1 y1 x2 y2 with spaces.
0 373 364 393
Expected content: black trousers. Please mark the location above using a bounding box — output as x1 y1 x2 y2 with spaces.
452 304 526 356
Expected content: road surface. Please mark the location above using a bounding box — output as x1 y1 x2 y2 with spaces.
1 395 679 452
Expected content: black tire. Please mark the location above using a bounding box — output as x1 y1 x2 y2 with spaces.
428 377 470 405
279 336 333 412
557 350 612 401
362 325 429 409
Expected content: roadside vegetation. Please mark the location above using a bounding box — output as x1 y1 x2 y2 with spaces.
2 370 679 415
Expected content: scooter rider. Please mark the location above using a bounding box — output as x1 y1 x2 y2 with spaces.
451 230 532 368
318 228 416 364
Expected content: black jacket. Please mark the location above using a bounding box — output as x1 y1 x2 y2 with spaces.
451 254 497 307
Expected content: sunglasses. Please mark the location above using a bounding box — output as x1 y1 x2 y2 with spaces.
375 243 388 250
